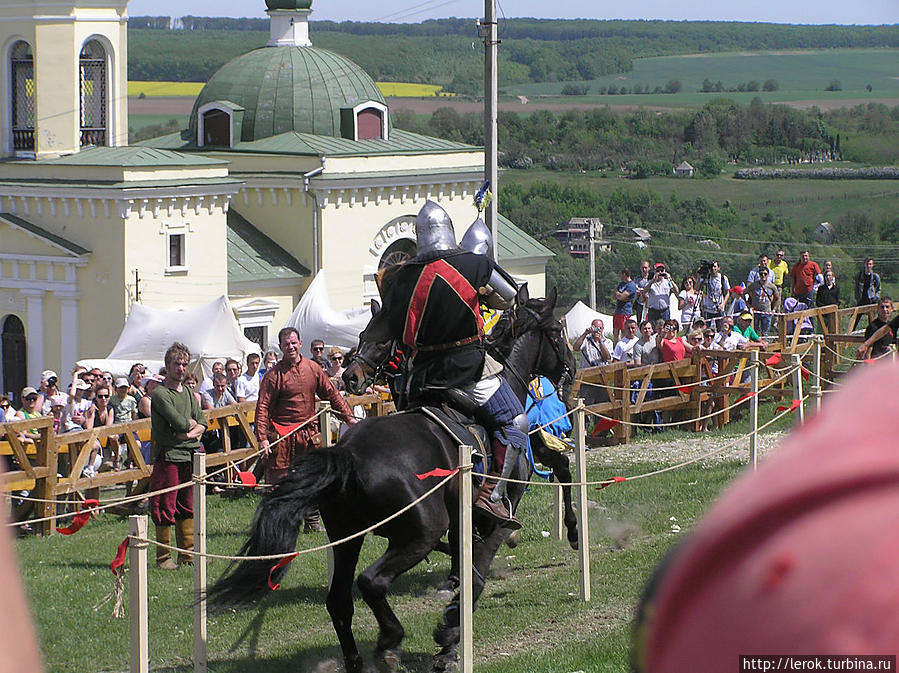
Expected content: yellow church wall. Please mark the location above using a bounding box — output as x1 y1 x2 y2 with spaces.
323 152 483 175
32 22 80 157
209 153 320 175
121 205 229 315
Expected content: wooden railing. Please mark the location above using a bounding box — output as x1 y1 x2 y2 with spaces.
1 394 384 534
572 342 807 445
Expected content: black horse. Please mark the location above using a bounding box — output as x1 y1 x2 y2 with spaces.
208 289 575 673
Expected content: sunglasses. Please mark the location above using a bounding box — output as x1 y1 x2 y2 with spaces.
312 346 325 352
96 394 110 399
332 356 344 361
25 396 38 402
1 403 9 408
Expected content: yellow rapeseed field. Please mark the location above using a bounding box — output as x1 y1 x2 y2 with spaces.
129 80 453 98
128 81 205 97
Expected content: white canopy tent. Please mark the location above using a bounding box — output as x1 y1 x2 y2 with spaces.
78 296 260 379
285 270 371 353
563 297 681 342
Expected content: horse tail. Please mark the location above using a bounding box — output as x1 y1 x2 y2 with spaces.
208 448 354 607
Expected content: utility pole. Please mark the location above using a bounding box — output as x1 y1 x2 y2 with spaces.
481 0 498 261
588 221 596 310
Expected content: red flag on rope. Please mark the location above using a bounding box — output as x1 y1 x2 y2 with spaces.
272 420 303 436
676 384 697 395
801 367 811 381
865 359 876 365
765 353 782 366
233 468 257 487
592 418 621 434
597 476 627 490
56 498 98 535
110 536 130 576
776 399 801 414
268 552 299 591
735 391 757 405
416 467 458 480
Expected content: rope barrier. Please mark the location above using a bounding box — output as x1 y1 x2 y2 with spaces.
582 364 799 429
821 342 894 364
573 362 761 394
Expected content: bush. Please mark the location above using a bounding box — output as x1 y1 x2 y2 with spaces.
561 83 589 96
763 79 779 92
663 79 683 94
697 153 725 178
825 79 843 92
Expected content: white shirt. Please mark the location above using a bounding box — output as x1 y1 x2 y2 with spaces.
645 279 674 310
713 330 749 351
198 376 214 395
612 336 640 364
580 335 613 367
237 372 261 401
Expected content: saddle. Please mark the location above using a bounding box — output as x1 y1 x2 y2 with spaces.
406 389 492 473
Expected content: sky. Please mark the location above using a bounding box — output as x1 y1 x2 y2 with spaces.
126 0 899 25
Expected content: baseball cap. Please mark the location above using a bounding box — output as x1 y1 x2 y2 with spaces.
654 263 666 271
41 370 58 382
50 394 67 407
738 312 753 321
21 386 38 398
114 377 130 388
74 379 90 391
141 374 163 387
637 362 899 670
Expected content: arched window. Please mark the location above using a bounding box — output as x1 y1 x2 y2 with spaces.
79 40 107 146
201 109 231 146
10 41 34 151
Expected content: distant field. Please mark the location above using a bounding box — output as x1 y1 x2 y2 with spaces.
129 81 449 98
507 48 899 105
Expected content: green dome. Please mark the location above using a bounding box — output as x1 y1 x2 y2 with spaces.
265 0 312 9
189 46 387 142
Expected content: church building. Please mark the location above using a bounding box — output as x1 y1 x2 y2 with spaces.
0 0 551 400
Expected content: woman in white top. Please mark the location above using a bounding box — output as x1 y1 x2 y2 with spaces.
678 276 700 333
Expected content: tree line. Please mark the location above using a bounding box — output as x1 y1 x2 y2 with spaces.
393 100 899 172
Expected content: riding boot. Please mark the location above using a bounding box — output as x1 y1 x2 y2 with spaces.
303 510 324 533
155 525 177 570
474 474 521 530
175 518 194 566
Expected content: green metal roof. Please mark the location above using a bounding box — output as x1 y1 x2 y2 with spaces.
138 128 478 158
227 209 310 284
497 213 554 262
0 212 90 256
17 146 226 167
0 176 241 190
189 45 386 143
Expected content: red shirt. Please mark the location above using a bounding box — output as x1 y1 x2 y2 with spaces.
789 260 821 295
660 337 687 362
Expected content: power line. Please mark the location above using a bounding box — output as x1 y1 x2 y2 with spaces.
630 224 899 250
374 0 466 22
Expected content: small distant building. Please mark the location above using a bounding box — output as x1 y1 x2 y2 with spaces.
631 227 652 245
674 161 694 177
697 239 721 250
554 217 610 257
814 221 834 243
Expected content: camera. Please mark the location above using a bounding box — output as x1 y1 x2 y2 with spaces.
48 376 57 387
696 259 714 280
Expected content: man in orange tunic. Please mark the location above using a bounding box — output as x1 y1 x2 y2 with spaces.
255 327 356 529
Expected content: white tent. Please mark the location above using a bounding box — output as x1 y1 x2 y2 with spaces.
78 296 260 378
563 297 681 342
285 270 372 352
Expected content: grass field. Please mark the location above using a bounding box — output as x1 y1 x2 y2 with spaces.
506 48 899 104
15 411 797 672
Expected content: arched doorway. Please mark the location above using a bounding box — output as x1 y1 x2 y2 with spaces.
1 315 26 403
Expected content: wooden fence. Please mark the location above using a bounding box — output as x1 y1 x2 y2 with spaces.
1 394 382 535
572 343 810 445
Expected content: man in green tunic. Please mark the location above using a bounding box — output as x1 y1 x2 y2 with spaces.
149 342 206 569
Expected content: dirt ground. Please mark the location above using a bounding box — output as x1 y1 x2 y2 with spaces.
129 95 899 119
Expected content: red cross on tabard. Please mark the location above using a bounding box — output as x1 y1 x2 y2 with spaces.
403 258 483 348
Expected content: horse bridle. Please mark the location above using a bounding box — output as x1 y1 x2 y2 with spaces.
491 305 574 404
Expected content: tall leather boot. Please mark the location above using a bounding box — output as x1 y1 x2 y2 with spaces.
155 525 177 570
473 474 521 530
175 518 194 566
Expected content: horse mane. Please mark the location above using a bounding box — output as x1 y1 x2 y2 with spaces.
488 297 556 359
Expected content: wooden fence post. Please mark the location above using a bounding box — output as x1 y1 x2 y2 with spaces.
790 353 805 425
572 400 591 602
749 350 759 471
129 515 149 673
319 401 333 448
193 453 207 673
34 423 57 536
458 443 474 673
810 336 823 415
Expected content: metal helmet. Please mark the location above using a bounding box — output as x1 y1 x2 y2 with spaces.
459 217 493 257
415 201 457 256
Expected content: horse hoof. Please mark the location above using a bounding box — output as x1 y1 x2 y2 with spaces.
375 647 402 672
505 529 521 549
431 653 459 672
568 538 579 551
435 576 459 602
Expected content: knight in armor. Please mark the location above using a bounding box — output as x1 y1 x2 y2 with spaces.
379 200 526 529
